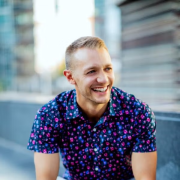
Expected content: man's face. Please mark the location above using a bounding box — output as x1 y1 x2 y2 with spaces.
71 47 115 105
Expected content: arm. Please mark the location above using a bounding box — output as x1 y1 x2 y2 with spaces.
131 151 157 180
34 152 60 180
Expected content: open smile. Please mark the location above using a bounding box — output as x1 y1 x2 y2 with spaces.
92 86 109 93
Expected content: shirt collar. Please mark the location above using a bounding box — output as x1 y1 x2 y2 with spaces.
109 87 122 116
65 87 121 120
65 90 83 120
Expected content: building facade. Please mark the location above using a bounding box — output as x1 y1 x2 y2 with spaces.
0 0 35 91
117 0 180 105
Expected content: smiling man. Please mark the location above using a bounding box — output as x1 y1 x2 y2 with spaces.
27 36 157 180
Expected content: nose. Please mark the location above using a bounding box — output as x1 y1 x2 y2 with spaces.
97 71 108 84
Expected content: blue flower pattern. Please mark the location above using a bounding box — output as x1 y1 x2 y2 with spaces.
27 87 156 180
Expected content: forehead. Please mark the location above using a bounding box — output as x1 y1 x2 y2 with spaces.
72 48 112 69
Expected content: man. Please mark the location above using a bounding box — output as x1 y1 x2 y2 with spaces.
27 36 157 180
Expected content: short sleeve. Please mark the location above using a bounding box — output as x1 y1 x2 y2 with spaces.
27 105 60 154
132 102 157 153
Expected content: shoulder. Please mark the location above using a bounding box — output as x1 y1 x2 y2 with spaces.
112 87 154 114
37 89 75 118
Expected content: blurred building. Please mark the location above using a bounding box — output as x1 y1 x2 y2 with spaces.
116 0 180 105
94 0 122 85
0 0 35 91
0 0 15 90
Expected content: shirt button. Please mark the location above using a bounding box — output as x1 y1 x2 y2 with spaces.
94 148 97 152
95 167 98 171
93 128 96 132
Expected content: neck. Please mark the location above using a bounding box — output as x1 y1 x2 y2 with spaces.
77 97 108 123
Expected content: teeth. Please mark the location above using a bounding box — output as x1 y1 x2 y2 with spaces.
93 87 107 92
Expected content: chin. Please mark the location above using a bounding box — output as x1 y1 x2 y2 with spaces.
94 98 110 104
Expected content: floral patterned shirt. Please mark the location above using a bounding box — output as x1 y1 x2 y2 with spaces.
27 87 156 180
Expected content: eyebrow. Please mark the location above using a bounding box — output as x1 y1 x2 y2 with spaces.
84 64 113 71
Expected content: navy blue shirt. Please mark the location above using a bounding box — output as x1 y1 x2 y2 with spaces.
27 87 156 180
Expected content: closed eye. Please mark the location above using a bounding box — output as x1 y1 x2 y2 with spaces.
87 70 96 74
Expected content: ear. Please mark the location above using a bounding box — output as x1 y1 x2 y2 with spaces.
63 69 76 85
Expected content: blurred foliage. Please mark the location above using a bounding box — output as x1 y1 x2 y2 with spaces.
52 59 66 79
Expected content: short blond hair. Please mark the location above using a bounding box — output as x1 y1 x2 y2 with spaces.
65 36 108 69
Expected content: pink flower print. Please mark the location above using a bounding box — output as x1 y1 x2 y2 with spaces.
106 142 110 146
121 142 125 146
82 130 85 134
30 133 34 137
125 110 129 114
75 146 79 150
120 117 123 120
55 118 59 122
41 117 44 120
141 114 145 119
128 136 132 140
87 166 90 170
60 123 63 128
113 132 117 136
109 164 112 167
113 168 116 171
110 147 114 151
139 144 142 148
104 153 108 156
120 95 124 99
76 169 80 172
85 143 89 147
32 140 35 145
44 126 47 130
83 155 86 159
70 106 74 109
130 118 134 122
120 111 123 115
123 129 127 134
69 113 72 116
103 129 106 133
112 103 116 107
40 127 43 130
38 140 42 144
46 133 50 137
67 155 71 160
42 107 46 110
147 118 151 122
43 149 47 153
123 104 126 108
39 135 42 138
70 138 74 142
71 162 74 165
146 140 150 144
